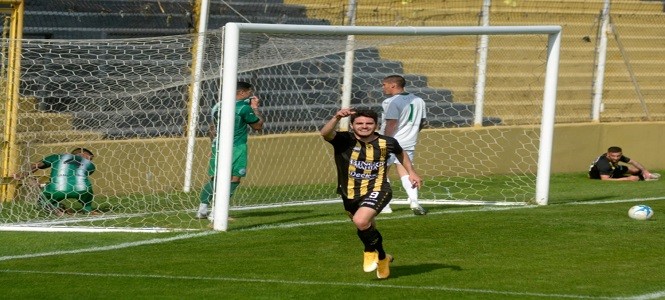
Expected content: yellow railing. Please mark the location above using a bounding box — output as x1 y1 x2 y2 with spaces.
0 0 24 201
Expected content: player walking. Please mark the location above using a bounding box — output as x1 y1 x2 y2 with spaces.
379 75 428 215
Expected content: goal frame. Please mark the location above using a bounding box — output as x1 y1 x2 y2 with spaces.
212 22 562 231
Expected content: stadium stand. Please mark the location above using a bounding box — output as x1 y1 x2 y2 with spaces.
16 0 490 139
237 48 499 134
22 0 326 38
284 0 665 124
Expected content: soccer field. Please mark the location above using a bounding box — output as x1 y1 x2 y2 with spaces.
1 172 664 299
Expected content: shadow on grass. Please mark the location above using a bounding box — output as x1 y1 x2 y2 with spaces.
233 209 315 218
231 210 344 231
389 263 462 279
551 195 618 204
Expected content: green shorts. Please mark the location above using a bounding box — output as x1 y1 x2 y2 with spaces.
41 186 95 212
208 139 248 178
42 189 94 202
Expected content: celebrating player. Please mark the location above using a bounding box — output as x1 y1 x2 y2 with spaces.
320 107 423 279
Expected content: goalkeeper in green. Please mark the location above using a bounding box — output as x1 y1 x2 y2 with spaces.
14 148 98 216
196 81 264 219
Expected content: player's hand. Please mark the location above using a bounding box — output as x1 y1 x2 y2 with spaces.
334 108 355 120
249 96 260 109
409 174 423 189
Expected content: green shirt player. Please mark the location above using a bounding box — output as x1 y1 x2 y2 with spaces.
196 81 264 219
14 148 98 216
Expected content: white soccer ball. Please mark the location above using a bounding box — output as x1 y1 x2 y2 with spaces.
628 205 654 220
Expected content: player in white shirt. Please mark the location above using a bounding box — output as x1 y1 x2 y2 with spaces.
379 75 427 215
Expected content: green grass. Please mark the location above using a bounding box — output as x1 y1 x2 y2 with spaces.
1 172 664 299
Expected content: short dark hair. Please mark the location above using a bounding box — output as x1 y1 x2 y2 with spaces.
350 108 378 124
383 75 406 88
607 146 622 153
237 81 253 91
72 147 94 157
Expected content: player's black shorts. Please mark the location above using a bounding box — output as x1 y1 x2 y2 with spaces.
589 165 643 180
343 191 392 215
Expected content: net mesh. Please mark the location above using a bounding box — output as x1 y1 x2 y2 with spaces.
1 0 663 231
1 28 550 231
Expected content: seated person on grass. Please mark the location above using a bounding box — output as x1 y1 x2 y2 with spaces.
588 146 660 182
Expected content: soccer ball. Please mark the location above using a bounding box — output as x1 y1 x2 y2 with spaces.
628 205 654 220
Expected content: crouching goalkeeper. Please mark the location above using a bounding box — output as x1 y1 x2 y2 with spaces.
14 147 99 216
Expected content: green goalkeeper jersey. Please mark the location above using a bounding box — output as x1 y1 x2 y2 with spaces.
211 97 261 146
42 153 95 192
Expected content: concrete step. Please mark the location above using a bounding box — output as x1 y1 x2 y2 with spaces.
8 130 105 144
498 113 665 125
17 113 73 132
497 115 591 125
18 97 40 114
26 0 308 17
286 1 664 27
379 44 663 63
377 45 598 61
484 104 665 125
605 36 665 48
391 59 665 75
444 95 660 114
449 86 662 101
410 71 662 92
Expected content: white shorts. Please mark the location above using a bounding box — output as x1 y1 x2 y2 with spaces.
387 149 415 166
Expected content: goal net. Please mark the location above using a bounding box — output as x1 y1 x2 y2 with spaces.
0 23 560 232
211 23 560 230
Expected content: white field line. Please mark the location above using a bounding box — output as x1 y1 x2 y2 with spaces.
0 206 532 261
3 197 663 260
1 197 664 299
236 205 539 231
0 231 215 262
0 269 663 300
566 196 665 205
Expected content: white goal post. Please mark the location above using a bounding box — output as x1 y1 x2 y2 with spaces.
212 23 562 231
0 22 561 233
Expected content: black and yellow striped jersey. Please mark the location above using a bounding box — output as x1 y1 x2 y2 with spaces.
327 131 403 200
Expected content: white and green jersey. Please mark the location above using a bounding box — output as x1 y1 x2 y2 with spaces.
41 154 95 192
379 92 427 151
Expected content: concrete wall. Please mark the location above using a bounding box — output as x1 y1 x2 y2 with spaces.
27 122 665 197
551 122 665 173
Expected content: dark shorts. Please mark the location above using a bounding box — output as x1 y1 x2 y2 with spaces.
589 165 643 180
343 191 392 215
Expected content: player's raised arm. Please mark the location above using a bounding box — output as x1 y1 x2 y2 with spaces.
321 108 355 141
